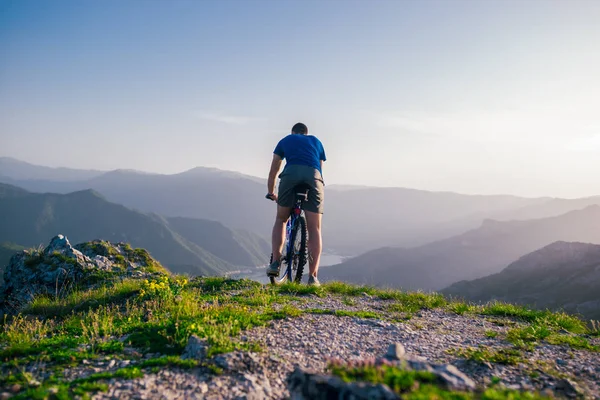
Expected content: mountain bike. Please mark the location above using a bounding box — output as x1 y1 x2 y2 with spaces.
265 184 309 285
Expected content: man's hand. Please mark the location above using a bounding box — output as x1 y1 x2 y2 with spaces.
266 193 278 202
267 154 283 195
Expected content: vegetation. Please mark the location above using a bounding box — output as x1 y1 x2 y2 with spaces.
448 347 524 365
328 361 548 399
1 257 598 399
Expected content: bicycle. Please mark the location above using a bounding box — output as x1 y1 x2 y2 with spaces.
265 184 309 285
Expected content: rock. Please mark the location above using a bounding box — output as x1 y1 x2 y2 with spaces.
198 383 208 394
385 343 406 360
433 364 477 392
555 378 583 398
287 367 398 400
183 335 208 360
9 384 21 393
556 358 568 366
0 235 163 314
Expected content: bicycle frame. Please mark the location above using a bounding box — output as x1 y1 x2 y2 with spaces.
282 199 304 277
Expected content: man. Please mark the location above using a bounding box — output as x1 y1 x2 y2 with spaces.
265 122 326 286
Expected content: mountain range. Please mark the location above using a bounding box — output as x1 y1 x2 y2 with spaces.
4 157 600 255
442 241 600 320
0 183 269 276
320 205 600 291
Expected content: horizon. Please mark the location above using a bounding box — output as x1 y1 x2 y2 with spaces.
1 0 599 198
2 155 598 200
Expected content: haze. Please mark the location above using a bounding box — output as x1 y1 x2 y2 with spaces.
1 0 599 198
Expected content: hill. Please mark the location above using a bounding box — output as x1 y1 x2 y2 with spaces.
0 183 269 276
320 205 600 291
0 160 550 253
0 247 598 398
0 157 104 181
442 241 600 320
4 158 600 255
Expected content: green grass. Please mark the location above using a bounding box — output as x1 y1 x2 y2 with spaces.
306 308 381 319
321 281 380 297
25 279 143 317
546 334 599 351
506 325 553 349
588 320 600 337
485 330 499 338
448 302 477 315
479 302 587 333
449 347 524 365
71 366 144 385
139 355 199 369
328 361 547 399
2 254 597 399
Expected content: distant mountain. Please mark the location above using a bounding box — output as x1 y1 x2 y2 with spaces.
0 183 269 276
442 241 600 320
320 206 600 291
0 157 104 181
3 158 600 254
0 242 25 274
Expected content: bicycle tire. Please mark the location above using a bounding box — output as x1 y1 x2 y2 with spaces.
270 215 308 285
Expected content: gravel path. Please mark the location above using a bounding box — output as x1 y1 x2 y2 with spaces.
88 295 600 400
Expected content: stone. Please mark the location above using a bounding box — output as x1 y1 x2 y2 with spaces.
385 343 406 360
0 235 161 314
287 367 398 400
9 384 21 393
183 335 208 360
554 378 582 398
433 364 477 392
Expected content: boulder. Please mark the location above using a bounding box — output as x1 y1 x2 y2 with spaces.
0 235 164 313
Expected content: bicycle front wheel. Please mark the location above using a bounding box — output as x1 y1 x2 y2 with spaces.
270 215 308 285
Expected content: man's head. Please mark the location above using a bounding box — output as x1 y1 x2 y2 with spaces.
291 122 308 135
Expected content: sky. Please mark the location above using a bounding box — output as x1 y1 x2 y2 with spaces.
1 0 599 198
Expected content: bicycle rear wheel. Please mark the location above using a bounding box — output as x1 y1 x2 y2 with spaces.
270 215 308 285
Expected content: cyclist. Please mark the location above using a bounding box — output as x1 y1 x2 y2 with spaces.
265 122 326 286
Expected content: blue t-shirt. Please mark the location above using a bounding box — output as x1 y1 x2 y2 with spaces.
273 134 326 174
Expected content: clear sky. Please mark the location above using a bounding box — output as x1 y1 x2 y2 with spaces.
1 0 599 198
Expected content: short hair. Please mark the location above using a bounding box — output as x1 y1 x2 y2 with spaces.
291 122 308 135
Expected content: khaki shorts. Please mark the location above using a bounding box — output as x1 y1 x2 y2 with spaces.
277 165 325 214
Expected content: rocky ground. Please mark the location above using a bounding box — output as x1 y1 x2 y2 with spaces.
49 295 600 400
1 237 598 399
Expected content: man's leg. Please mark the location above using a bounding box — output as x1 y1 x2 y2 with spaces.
304 210 322 278
271 205 292 262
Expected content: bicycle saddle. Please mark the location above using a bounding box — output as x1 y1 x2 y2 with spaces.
294 184 311 202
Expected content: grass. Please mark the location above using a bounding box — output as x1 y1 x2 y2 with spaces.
2 251 598 399
328 361 547 399
26 279 142 317
449 347 524 365
546 334 599 351
448 302 478 315
139 355 199 369
306 308 381 319
484 330 499 339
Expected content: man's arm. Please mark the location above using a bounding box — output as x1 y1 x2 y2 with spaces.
267 154 283 195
